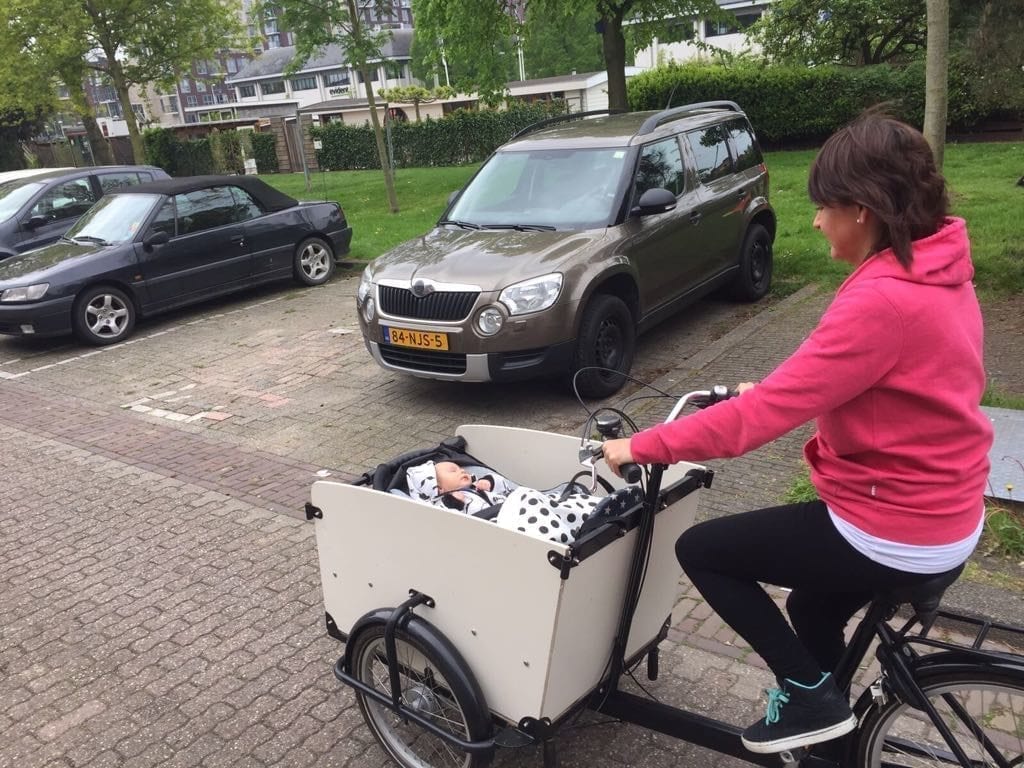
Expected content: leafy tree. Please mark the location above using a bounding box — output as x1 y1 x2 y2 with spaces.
2 0 241 163
751 0 928 65
955 0 1024 119
378 85 456 120
413 0 720 111
521 4 604 79
272 0 400 212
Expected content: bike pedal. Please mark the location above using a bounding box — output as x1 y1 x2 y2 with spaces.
778 747 807 766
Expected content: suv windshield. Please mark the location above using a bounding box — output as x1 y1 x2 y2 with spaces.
0 181 44 223
65 193 163 244
447 147 628 230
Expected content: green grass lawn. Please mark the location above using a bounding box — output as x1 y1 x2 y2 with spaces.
263 141 1023 295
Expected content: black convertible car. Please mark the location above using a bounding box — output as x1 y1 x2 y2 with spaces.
0 175 352 345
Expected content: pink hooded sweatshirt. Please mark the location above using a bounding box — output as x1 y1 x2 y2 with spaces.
631 217 993 546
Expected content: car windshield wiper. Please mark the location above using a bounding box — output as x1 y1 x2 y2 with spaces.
71 235 111 246
480 223 557 232
437 219 481 230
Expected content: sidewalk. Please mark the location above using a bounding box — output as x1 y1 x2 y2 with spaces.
1 282 1019 768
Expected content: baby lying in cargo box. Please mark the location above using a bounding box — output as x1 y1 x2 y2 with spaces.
405 460 603 545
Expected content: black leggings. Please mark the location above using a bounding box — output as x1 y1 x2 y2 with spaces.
675 500 956 685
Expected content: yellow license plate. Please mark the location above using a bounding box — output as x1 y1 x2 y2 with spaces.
383 326 450 351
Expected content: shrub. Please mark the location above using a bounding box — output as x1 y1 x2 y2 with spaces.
142 127 214 176
210 129 245 175
311 101 566 171
627 61 995 147
142 127 177 173
251 131 279 173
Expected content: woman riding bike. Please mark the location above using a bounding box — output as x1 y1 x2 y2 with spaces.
602 111 994 756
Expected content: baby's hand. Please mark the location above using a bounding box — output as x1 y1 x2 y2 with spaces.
475 478 493 492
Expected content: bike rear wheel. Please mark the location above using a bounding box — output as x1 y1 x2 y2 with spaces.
857 669 1024 768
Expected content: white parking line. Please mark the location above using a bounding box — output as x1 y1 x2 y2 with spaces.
0 297 283 380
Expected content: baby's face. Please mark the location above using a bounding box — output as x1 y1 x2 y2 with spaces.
435 461 472 492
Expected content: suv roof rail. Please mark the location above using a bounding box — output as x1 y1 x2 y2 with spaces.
510 108 626 141
636 100 743 136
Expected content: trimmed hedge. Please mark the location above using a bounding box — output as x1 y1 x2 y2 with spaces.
627 60 992 146
251 131 279 173
312 102 566 170
142 127 218 176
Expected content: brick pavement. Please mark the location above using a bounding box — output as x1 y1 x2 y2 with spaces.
1 278 1019 768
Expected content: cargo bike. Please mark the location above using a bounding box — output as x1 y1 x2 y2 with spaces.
306 388 1024 768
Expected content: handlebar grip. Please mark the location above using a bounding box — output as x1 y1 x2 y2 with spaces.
621 463 643 484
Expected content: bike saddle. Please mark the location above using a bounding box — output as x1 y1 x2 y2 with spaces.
876 563 964 631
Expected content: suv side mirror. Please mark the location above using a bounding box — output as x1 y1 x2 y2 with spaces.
143 230 171 250
635 187 677 217
22 215 48 230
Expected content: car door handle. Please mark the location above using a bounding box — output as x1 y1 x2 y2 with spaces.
737 189 747 199
231 234 245 247
689 212 702 225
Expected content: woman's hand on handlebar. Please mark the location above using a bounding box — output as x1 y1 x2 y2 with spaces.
737 382 756 395
601 437 635 478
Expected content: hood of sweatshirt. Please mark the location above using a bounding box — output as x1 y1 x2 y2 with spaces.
840 217 973 292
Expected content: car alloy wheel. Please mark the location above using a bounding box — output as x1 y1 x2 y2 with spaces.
294 236 336 286
72 285 136 346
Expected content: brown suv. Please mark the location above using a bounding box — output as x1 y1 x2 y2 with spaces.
356 101 775 397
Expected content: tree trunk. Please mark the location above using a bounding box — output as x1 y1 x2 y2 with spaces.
82 114 115 165
106 57 144 164
348 0 399 212
923 0 949 169
62 65 114 165
600 14 628 112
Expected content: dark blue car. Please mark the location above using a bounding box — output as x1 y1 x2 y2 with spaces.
0 175 353 345
0 165 170 260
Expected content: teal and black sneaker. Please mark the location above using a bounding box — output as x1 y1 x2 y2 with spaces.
741 673 857 754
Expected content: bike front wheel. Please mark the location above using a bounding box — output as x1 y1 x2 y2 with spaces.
349 622 492 768
857 668 1024 768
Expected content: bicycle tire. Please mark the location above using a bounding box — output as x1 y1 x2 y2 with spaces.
350 622 492 768
856 667 1024 768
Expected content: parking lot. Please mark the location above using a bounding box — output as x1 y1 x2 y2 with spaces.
0 271 782 484
4 270 1018 768
2 268 827 768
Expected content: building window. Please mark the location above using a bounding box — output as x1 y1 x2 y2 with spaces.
180 79 191 93
239 84 256 98
324 70 350 87
227 58 238 74
291 75 317 91
57 85 70 99
218 93 230 104
132 104 146 121
382 61 404 80
263 18 278 34
203 94 215 104
266 33 280 48
197 60 209 74
196 80 207 92
186 95 198 106
260 80 285 95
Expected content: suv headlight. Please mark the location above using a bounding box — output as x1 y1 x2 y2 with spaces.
499 273 562 316
1 283 49 302
357 269 372 303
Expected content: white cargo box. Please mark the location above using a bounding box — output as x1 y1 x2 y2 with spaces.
312 424 703 724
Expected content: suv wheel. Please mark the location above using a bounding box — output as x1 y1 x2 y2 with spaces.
570 294 635 399
729 223 773 301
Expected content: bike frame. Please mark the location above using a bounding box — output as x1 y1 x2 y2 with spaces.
327 390 1024 768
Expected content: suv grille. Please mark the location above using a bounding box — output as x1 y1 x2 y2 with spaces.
379 346 467 374
379 286 479 321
